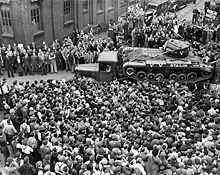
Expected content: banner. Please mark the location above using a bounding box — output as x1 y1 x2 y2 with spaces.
206 9 217 20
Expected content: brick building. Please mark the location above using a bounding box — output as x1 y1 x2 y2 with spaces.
0 0 146 47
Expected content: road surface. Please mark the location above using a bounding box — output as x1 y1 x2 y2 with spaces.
177 0 205 22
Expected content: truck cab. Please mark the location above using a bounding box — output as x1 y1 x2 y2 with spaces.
75 51 118 82
146 0 171 15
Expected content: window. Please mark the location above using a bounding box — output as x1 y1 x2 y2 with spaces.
83 0 89 11
121 0 126 4
129 0 136 5
148 4 157 10
108 0 114 7
31 5 42 32
97 0 104 10
64 0 72 22
100 63 111 72
0 6 13 35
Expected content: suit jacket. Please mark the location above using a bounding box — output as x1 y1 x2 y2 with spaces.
18 163 36 175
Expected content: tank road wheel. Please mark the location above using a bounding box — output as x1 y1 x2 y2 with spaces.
147 73 156 81
169 73 178 81
125 67 135 76
156 73 164 81
136 71 146 80
202 71 213 77
187 72 197 81
178 74 187 81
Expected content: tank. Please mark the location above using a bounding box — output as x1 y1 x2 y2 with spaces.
122 39 214 83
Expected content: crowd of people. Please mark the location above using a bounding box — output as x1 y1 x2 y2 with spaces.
108 3 220 50
0 28 115 78
109 5 183 48
2 2 220 175
1 75 220 175
1 3 220 79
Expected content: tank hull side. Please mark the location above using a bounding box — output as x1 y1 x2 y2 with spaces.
123 63 214 83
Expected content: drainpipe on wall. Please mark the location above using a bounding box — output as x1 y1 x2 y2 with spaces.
51 0 55 41
104 0 106 23
76 0 79 30
0 4 2 46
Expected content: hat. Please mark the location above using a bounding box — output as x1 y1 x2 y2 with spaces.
44 164 50 171
98 148 105 155
9 109 15 114
6 157 13 166
185 159 192 166
36 161 42 167
85 148 93 154
194 158 201 165
13 80 17 85
179 162 184 167
24 156 29 164
44 154 51 160
58 155 65 162
29 107 35 111
83 171 91 175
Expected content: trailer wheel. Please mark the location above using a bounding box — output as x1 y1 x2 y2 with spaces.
169 73 178 81
147 73 156 81
156 73 164 81
187 72 197 81
125 67 135 76
136 71 146 79
178 74 187 81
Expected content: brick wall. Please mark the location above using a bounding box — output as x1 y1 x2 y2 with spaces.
0 0 140 46
107 8 115 21
53 0 65 40
1 0 34 46
34 0 76 47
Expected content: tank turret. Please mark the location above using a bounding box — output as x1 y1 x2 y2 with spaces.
163 39 190 58
122 39 214 82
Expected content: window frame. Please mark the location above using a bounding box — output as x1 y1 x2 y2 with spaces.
63 0 73 23
108 0 114 8
31 2 43 33
0 5 13 36
97 0 104 11
99 63 112 73
121 0 126 5
82 0 89 11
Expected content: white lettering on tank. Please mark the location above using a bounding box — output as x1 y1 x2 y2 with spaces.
170 64 187 67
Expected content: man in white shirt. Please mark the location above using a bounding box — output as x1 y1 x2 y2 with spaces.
0 78 9 110
129 159 146 175
0 114 11 131
3 119 18 144
43 165 56 175
54 156 66 175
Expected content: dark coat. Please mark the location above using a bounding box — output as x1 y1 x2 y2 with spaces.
5 56 13 69
18 163 36 175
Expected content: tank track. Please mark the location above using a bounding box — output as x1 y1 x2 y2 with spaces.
123 72 214 84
